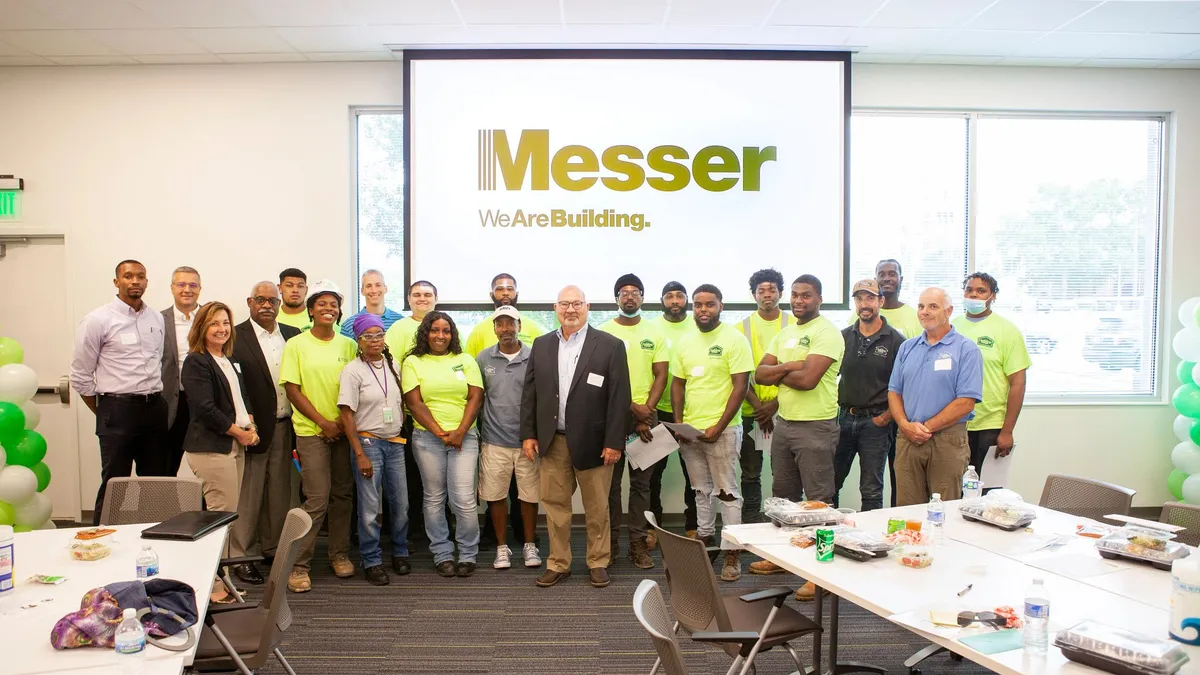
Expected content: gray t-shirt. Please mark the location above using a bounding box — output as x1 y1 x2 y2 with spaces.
476 343 530 448
337 357 404 438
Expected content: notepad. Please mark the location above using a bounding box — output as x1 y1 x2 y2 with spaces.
959 629 1025 655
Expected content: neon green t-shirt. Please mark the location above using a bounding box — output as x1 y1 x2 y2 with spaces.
384 316 421 360
848 304 922 340
599 319 669 406
400 351 484 432
464 314 547 357
277 309 310 330
279 331 358 437
767 315 844 422
648 315 697 414
951 312 1032 431
670 322 754 430
736 310 791 415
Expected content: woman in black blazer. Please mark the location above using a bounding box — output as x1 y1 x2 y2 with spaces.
181 301 259 603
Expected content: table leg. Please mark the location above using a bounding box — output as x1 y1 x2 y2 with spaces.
804 586 889 675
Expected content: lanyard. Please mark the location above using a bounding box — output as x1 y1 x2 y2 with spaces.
366 358 388 399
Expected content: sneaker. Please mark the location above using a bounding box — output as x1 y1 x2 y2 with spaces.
645 531 658 551
456 561 477 577
330 554 355 578
522 542 542 568
630 538 654 570
795 581 816 601
749 560 787 575
287 569 311 593
494 545 513 569
721 550 741 582
364 565 389 586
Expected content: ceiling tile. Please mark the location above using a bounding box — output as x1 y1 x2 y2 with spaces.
375 24 471 44
218 51 307 62
303 50 395 61
1013 31 1109 58
241 0 357 26
666 0 776 26
47 54 139 64
913 54 1001 64
88 28 207 54
0 37 31 55
1078 57 1166 68
770 0 887 27
1172 8 1200 32
563 0 666 24
867 0 997 29
0 54 54 64
994 55 1085 66
845 26 950 52
461 24 566 42
853 52 917 63
128 0 262 28
561 23 666 42
1096 32 1200 59
759 25 855 46
342 0 461 25
455 0 561 25
660 24 763 43
921 29 1044 56
25 0 164 29
0 0 68 29
133 52 223 63
0 29 121 55
180 27 295 53
275 26 384 52
965 0 1101 31
1059 1 1200 34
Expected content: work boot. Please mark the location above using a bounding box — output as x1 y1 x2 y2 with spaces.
721 550 741 581
749 560 786 575
630 538 654 569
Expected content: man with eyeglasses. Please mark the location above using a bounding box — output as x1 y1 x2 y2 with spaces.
230 281 301 585
161 265 201 474
340 269 404 340
599 273 667 569
833 279 904 515
465 273 547 357
276 268 310 330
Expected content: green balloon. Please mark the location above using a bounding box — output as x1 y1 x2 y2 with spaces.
1192 420 1200 448
12 524 32 533
0 338 22 367
1170 469 1189 501
1183 361 1199 386
3 430 46 467
0 500 12 525
30 461 50 492
1176 384 1200 419
0 401 23 443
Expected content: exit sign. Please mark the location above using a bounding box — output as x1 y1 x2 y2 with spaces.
0 191 20 220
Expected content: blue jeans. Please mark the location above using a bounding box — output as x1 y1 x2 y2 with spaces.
411 428 480 564
352 437 410 568
833 411 893 512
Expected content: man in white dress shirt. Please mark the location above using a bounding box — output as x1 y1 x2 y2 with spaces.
161 266 201 474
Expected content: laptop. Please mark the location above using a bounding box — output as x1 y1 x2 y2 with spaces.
141 511 238 541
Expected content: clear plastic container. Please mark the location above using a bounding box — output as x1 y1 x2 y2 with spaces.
802 524 892 553
894 543 934 568
1054 620 1190 675
959 493 1038 530
69 541 111 561
764 498 846 529
1096 527 1191 569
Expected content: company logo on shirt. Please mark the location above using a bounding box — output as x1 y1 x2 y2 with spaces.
639 338 655 351
977 336 995 349
484 365 496 376
873 344 890 358
708 345 724 358
799 336 811 348
452 364 465 372
938 351 952 360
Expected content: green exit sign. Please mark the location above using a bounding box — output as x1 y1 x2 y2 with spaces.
0 191 20 220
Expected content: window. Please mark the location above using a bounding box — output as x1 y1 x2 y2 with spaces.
355 110 405 311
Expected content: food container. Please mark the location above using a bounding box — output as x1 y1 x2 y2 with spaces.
1096 527 1191 570
894 543 934 569
958 494 1037 530
1054 620 1190 675
69 541 111 561
764 498 845 529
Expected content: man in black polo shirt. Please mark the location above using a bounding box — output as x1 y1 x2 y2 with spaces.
834 279 906 512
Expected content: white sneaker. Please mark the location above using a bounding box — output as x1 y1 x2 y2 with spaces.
494 545 512 570
523 542 542 568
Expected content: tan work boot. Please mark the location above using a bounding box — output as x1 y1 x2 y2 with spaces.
645 531 658 551
749 559 786 575
287 568 311 593
794 581 816 601
720 550 741 581
630 538 655 569
685 529 698 539
330 554 355 578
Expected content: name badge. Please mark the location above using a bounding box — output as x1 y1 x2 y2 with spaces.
784 338 798 350
382 406 394 424
587 372 605 387
455 371 466 381
119 332 138 346
690 366 705 377
934 358 953 372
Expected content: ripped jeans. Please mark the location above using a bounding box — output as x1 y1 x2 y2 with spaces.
678 425 743 550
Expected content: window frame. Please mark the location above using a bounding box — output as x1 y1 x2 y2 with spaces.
351 106 405 313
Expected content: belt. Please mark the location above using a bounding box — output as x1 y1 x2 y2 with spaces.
843 405 886 417
99 392 160 403
359 431 406 444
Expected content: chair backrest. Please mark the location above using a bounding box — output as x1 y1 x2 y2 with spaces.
100 477 204 525
1161 502 1200 547
645 512 732 636
633 580 690 675
251 508 312 659
1038 474 1135 525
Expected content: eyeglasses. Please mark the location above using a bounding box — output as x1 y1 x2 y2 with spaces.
556 301 585 310
173 282 199 291
617 290 643 299
358 333 386 342
957 611 1007 628
251 296 281 307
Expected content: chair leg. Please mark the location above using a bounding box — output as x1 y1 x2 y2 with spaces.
904 644 947 674
782 642 805 672
209 625 254 675
650 657 661 675
724 655 745 675
220 568 246 604
275 647 300 675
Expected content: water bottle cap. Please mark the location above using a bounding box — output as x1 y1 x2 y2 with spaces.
932 493 941 499
967 465 975 471
123 608 136 619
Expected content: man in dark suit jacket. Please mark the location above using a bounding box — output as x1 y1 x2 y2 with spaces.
161 266 202 475
228 281 300 585
521 285 631 589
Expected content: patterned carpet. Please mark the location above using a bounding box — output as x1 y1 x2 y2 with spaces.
238 528 997 675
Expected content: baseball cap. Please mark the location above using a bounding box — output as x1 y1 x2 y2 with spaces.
851 279 881 296
305 279 343 306
491 305 521 323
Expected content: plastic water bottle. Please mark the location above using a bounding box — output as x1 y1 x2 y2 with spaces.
926 493 945 546
962 465 982 500
114 608 146 654
136 544 159 579
1023 578 1050 655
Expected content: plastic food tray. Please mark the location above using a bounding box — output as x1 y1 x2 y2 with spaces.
958 497 1037 531
766 506 845 528
1054 620 1189 675
834 543 889 562
960 511 1035 531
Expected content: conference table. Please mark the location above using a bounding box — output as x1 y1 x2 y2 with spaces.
0 523 228 675
724 502 1200 675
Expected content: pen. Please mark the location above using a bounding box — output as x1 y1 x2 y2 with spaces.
957 584 973 597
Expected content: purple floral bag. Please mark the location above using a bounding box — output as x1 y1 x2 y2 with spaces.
50 579 198 651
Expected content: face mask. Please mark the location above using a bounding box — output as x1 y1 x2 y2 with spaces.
619 308 643 318
963 297 988 314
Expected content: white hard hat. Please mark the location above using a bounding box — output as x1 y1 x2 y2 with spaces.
305 279 343 307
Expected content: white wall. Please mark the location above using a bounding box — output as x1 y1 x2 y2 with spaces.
0 60 1195 516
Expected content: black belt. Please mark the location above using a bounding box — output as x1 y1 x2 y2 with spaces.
99 392 161 403
842 405 885 417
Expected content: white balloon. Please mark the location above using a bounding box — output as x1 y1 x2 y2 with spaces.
0 364 36 404
1174 328 1200 362
12 491 50 528
0 464 36 505
20 400 39 430
1177 415 1198 443
1172 441 1200 474
1184 474 1200 505
1181 298 1200 328
36 517 56 530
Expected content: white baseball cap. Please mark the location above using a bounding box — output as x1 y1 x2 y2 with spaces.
491 305 521 323
305 279 343 307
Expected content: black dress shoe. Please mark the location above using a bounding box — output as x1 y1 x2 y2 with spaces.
392 556 411 575
456 561 476 577
436 560 457 577
364 565 389 586
233 563 264 585
535 569 571 587
589 567 610 588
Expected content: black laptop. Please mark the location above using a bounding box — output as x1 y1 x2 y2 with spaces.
141 511 238 541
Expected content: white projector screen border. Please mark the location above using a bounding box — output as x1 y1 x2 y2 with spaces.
401 49 851 311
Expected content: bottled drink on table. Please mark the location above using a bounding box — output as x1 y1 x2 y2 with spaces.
136 544 159 579
962 465 982 500
1023 578 1050 655
114 607 146 654
926 493 945 546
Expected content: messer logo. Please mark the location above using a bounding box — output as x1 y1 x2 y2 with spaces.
478 129 777 193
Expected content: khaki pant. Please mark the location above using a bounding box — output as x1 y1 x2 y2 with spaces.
185 442 245 557
895 423 970 506
293 435 353 571
540 433 614 572
231 419 294 558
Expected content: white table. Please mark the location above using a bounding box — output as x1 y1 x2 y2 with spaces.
725 505 1200 675
0 523 228 675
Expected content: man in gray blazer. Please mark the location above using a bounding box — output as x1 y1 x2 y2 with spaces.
161 266 201 474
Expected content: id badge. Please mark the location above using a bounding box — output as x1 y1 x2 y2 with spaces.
382 406 395 424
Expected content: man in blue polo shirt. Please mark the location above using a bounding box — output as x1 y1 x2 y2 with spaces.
887 287 983 506
340 269 403 339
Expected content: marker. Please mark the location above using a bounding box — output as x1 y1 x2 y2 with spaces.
957 584 973 597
